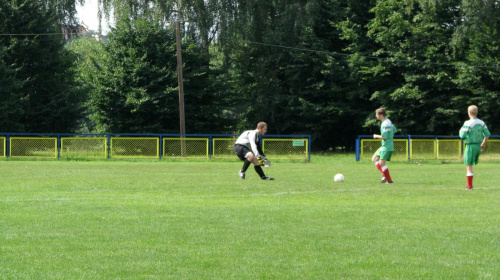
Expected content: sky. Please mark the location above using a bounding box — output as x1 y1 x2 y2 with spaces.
76 0 111 34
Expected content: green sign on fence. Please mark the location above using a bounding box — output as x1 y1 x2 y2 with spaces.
292 140 305 147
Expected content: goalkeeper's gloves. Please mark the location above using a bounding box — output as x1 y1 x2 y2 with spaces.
257 156 265 166
257 156 271 167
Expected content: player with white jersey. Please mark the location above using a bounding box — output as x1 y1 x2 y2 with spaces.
372 108 397 184
233 122 274 180
459 105 490 190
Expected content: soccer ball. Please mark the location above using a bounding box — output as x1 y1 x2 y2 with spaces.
334 173 345 182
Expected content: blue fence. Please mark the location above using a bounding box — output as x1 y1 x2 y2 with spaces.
356 135 500 161
0 133 312 161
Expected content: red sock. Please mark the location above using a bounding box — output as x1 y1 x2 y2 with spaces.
383 167 393 182
375 162 384 174
467 175 473 188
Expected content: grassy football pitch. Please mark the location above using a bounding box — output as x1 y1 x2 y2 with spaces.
0 155 498 279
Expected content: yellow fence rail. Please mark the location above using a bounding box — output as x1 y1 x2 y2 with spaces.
110 137 159 159
410 139 436 160
467 139 500 161
360 139 409 161
1 134 311 161
61 137 107 159
437 139 462 160
10 137 57 158
212 138 237 159
212 137 310 160
163 138 209 159
357 135 500 161
0 137 5 158
262 138 309 160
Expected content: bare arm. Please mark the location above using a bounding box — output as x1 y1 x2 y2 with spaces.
373 134 387 140
481 136 489 151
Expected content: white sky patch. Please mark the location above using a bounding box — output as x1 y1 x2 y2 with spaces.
76 0 111 34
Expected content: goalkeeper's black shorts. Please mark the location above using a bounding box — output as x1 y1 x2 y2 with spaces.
234 144 251 161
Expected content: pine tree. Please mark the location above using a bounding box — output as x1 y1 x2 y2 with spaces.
0 0 84 132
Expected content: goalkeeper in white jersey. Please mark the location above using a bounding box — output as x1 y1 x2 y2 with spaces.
459 105 490 190
233 122 274 180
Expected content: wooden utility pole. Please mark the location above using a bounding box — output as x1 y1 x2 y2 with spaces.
175 21 185 136
175 21 186 156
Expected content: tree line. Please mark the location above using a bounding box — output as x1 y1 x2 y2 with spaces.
1 0 499 151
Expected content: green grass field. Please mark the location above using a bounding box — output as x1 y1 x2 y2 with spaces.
1 155 498 279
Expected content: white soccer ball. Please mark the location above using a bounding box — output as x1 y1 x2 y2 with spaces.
334 173 345 182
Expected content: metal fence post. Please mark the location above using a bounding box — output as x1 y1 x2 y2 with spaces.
6 134 9 158
407 135 411 162
209 136 212 159
57 135 61 159
107 135 111 159
355 138 360 161
159 135 163 159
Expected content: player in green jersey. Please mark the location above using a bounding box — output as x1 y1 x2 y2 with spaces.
372 108 397 184
459 105 490 190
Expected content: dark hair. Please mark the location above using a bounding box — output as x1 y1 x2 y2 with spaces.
375 108 386 117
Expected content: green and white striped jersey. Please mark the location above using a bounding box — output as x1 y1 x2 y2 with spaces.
459 118 490 144
380 119 397 151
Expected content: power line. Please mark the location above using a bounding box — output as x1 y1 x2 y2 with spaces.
0 33 69 36
0 32 96 37
246 41 500 70
1 32 499 70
